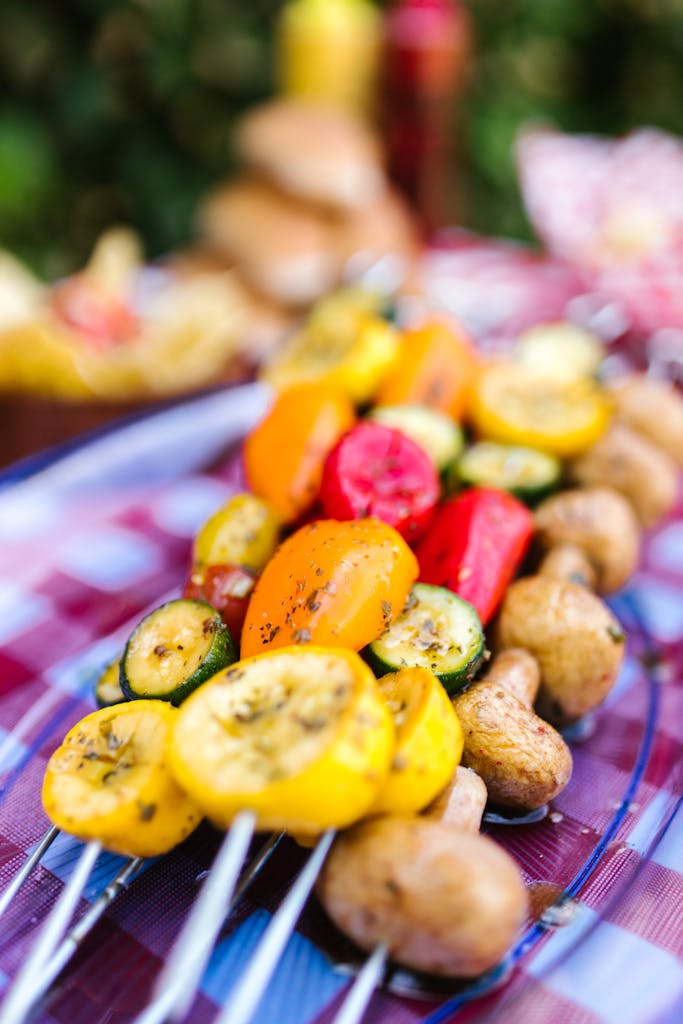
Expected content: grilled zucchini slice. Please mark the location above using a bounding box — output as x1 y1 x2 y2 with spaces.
456 441 561 503
366 583 485 694
121 599 237 706
368 404 464 472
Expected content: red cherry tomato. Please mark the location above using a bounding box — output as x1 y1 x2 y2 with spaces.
183 564 257 643
415 487 534 625
320 422 439 541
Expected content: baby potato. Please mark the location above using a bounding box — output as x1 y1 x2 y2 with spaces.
317 817 528 977
453 679 572 810
534 487 639 593
608 374 683 467
570 422 678 528
497 576 626 724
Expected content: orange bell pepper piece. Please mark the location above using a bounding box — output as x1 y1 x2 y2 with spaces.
243 383 355 522
376 318 479 421
241 518 418 657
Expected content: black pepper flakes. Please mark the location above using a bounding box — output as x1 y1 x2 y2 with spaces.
137 801 157 822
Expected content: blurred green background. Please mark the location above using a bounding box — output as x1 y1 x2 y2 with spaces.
1 0 682 278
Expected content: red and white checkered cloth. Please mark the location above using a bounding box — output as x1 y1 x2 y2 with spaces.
0 371 681 1024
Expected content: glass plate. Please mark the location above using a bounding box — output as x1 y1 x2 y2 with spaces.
0 381 681 1024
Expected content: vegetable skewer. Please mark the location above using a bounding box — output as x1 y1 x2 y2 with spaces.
9 299 683 1024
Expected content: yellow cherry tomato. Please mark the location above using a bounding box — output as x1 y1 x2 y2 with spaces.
469 362 611 458
42 701 202 858
262 312 400 405
240 518 418 658
193 493 281 572
371 667 463 815
168 646 395 836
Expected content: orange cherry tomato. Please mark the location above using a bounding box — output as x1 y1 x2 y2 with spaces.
375 318 479 421
243 383 355 522
241 518 418 657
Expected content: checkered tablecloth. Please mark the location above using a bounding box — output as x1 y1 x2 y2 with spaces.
0 378 681 1024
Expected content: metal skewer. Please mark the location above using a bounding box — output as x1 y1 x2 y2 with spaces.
0 781 553 1024
331 944 389 1024
37 855 143 998
133 811 257 1024
0 840 102 1024
0 817 286 1024
215 829 335 1024
0 825 60 921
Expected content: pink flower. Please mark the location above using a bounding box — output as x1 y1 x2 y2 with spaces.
517 127 683 333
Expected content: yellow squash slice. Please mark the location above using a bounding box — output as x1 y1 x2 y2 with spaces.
42 701 202 857
168 646 395 836
372 667 463 815
94 656 125 708
469 362 611 458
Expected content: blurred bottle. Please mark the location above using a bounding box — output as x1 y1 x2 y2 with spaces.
276 0 382 119
383 0 471 233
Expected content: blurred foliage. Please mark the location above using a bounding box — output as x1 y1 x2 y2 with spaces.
463 0 683 240
0 0 682 275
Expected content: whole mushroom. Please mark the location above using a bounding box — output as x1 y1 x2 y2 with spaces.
497 575 626 724
452 650 572 810
534 486 640 593
608 374 683 468
570 423 678 528
423 765 488 831
317 816 528 977
538 542 597 590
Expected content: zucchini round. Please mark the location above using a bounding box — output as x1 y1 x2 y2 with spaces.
121 599 237 706
94 658 126 708
455 441 561 503
365 583 485 694
368 404 464 472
